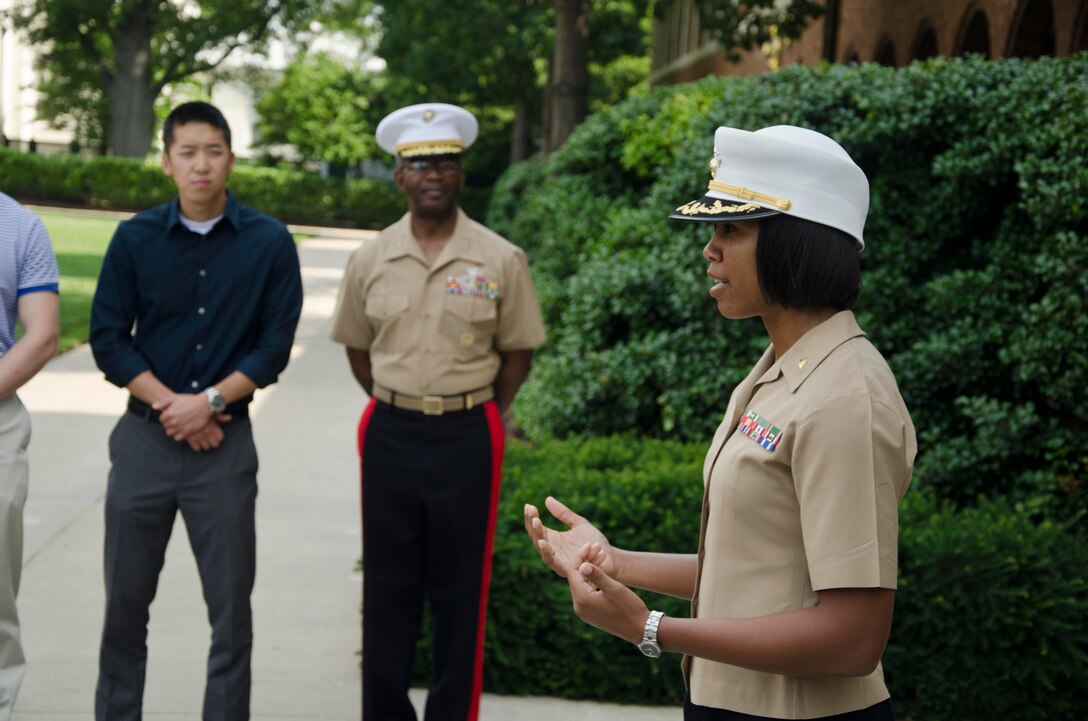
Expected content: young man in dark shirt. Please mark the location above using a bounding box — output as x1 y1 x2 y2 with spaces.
89 101 302 721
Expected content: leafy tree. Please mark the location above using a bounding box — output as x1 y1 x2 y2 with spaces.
368 0 552 163
367 1 821 162
5 0 361 157
255 52 384 166
546 0 590 152
544 0 823 150
693 0 824 61
30 39 111 155
546 0 654 151
365 0 652 161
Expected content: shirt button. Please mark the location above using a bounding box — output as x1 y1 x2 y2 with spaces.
197 307 206 315
199 269 207 277
190 381 199 389
196 343 204 351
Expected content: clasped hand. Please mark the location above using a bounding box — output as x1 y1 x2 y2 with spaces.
154 393 231 451
524 496 650 645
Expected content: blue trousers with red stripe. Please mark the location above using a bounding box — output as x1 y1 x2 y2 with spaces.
358 398 504 721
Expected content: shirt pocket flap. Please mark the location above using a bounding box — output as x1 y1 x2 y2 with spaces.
443 294 497 324
366 292 410 320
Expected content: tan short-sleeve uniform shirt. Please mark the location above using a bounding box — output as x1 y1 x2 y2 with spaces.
686 311 916 719
330 209 546 396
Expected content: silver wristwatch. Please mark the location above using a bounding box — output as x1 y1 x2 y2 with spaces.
638 610 665 658
204 386 226 413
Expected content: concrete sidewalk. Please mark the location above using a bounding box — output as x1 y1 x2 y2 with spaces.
12 234 681 720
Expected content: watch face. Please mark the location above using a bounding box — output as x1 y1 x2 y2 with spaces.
638 640 661 658
206 389 226 412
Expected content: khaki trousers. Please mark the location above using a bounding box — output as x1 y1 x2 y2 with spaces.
0 395 30 721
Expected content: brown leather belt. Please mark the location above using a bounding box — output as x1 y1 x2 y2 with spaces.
371 385 494 416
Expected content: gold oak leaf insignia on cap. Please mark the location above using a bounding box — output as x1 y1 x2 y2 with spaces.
675 200 762 216
709 147 722 178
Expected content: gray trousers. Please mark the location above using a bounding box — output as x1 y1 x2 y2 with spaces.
0 395 30 721
95 411 258 721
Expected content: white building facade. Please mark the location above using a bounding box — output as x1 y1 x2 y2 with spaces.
0 1 72 153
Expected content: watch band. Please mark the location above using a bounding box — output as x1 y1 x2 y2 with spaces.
204 386 226 413
638 610 665 658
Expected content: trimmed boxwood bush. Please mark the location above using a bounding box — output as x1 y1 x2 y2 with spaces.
483 435 703 702
886 491 1088 721
0 147 406 228
488 55 1088 519
0 149 87 205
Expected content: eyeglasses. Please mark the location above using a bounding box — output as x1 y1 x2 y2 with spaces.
403 159 462 174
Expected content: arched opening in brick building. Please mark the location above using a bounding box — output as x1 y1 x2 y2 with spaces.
912 22 940 60
957 6 992 57
875 36 897 66
1007 0 1056 57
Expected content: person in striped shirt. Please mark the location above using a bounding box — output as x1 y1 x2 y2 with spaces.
0 191 59 721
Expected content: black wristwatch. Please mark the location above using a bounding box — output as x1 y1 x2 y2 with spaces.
204 386 226 413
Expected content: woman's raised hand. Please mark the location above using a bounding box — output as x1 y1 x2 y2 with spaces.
524 496 618 579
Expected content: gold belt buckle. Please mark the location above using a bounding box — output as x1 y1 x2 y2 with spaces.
421 396 444 416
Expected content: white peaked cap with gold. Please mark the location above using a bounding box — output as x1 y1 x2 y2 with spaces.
670 125 870 249
376 103 479 158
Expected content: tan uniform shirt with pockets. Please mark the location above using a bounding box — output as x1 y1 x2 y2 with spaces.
686 311 916 719
330 209 546 396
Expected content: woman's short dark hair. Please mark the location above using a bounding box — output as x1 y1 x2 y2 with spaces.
162 101 232 151
756 214 861 311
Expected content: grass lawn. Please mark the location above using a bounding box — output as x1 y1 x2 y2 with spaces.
39 210 120 352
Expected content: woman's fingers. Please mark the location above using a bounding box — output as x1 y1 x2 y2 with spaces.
523 503 538 537
544 496 586 529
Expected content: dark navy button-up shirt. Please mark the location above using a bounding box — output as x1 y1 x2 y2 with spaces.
90 194 303 407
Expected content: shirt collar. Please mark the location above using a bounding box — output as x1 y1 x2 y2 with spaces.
756 310 866 393
384 207 485 269
167 191 240 233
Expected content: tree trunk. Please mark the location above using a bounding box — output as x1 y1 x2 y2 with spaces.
822 0 842 62
510 95 530 164
545 0 589 154
109 5 157 157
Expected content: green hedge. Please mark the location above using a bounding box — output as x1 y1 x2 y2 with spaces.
416 434 705 703
410 437 1087 719
487 55 1088 518
0 147 406 228
886 491 1088 721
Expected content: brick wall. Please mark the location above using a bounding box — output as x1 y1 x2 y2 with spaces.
650 0 1088 87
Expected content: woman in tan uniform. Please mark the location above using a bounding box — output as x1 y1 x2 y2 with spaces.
525 124 916 721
